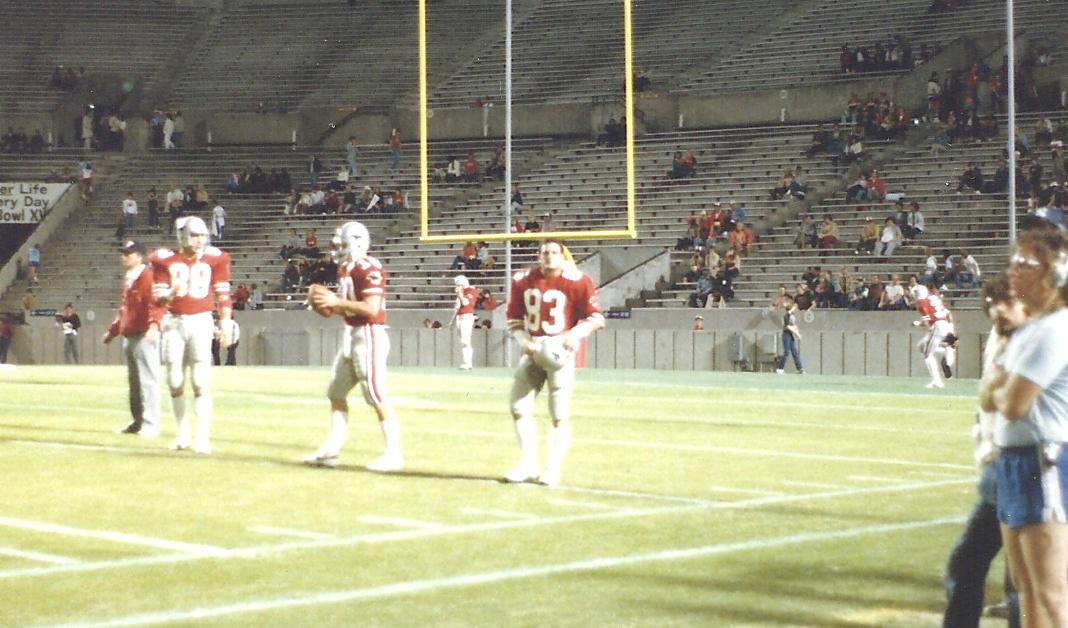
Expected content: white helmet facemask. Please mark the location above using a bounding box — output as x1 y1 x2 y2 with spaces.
176 216 209 251
332 221 370 263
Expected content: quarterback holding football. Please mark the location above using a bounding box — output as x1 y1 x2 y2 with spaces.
504 239 604 487
303 221 403 472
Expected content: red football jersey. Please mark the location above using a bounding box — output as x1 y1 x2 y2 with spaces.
916 294 951 326
507 266 602 337
340 255 387 326
150 247 232 315
455 286 478 315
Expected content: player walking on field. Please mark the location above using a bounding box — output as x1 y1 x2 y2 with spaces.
505 239 604 487
105 240 165 438
304 221 403 472
912 283 955 389
448 274 477 370
150 216 234 454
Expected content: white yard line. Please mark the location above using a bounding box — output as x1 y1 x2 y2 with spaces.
0 546 79 565
0 516 229 557
535 483 718 506
12 440 131 453
546 498 616 511
357 516 442 530
780 480 854 490
847 475 915 484
706 485 785 496
0 477 972 582
247 526 335 541
912 470 976 479
41 515 964 628
459 508 540 521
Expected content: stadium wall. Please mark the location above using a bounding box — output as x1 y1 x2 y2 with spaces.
9 308 986 378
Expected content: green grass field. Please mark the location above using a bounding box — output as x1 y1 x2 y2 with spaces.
0 366 1005 627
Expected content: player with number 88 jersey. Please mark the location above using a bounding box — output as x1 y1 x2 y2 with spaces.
150 216 233 455
504 239 604 488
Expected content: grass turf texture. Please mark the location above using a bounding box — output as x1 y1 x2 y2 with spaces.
0 366 1005 627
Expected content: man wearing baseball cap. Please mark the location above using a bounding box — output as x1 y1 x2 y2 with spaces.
104 240 165 437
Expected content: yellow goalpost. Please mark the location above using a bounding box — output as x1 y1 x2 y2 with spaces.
417 0 638 244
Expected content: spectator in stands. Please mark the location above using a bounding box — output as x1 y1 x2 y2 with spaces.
687 268 714 308
873 217 903 258
1034 113 1053 145
793 283 815 312
56 304 81 364
844 134 865 166
770 285 789 311
729 222 753 256
388 129 402 170
21 288 36 321
211 200 227 241
818 214 840 254
162 113 175 150
866 169 886 201
28 129 44 154
805 124 830 157
510 183 524 212
330 162 349 192
233 284 250 311
303 229 319 257
476 288 498 311
981 157 1010 194
709 250 740 308
955 249 981 289
446 156 462 182
788 167 809 199
846 175 868 203
166 184 183 230
957 162 984 194
172 111 184 148
306 186 325 214
340 186 356 214
769 169 794 200
280 228 301 259
309 154 323 186
121 191 137 232
791 214 817 250
845 277 867 310
249 284 263 310
450 241 480 271
149 110 163 149
903 202 925 242
346 137 359 176
813 271 837 309
866 274 886 311
281 260 302 292
855 216 879 255
919 246 940 285
106 111 125 151
666 151 691 180
879 275 908 310
486 145 505 180
26 244 41 285
76 160 93 201
463 152 480 183
145 188 160 230
227 171 241 194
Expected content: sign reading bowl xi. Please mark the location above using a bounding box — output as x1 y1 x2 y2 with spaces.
0 182 70 223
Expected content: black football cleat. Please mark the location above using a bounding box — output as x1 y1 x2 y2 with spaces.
117 420 142 435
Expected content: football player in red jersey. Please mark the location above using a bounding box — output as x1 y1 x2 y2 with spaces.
448 274 478 370
305 221 403 472
504 239 605 487
911 283 955 388
150 216 234 454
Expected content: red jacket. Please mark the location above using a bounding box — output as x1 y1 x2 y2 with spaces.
108 265 165 338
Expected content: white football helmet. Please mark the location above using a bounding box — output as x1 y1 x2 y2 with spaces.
332 221 370 263
454 275 469 289
176 216 209 252
910 284 929 300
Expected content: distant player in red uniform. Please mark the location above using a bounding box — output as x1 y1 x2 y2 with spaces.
912 283 955 388
105 240 165 438
448 274 478 370
305 221 403 472
504 239 604 487
150 216 234 454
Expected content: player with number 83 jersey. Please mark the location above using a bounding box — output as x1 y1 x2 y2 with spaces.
504 239 604 488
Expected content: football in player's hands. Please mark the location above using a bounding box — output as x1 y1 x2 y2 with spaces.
306 284 336 318
531 336 572 372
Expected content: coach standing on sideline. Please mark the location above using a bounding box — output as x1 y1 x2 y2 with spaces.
104 240 164 438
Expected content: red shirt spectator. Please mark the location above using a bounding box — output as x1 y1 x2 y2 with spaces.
868 172 886 200
233 284 250 310
463 153 480 181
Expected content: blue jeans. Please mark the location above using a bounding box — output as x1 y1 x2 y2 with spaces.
955 272 978 289
777 333 802 371
124 214 134 228
942 464 1020 628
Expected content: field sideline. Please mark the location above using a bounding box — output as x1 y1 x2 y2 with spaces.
0 366 1004 627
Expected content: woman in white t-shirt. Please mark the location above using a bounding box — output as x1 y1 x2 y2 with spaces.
981 229 1068 627
873 217 902 257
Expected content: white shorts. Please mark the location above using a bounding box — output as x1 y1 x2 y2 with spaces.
510 353 575 423
161 312 214 388
456 313 475 348
327 324 390 406
921 320 952 358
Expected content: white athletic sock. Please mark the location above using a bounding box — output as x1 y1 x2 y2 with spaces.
194 395 212 446
545 422 572 474
925 355 944 386
171 395 188 440
461 347 473 369
514 416 538 467
945 346 957 368
327 410 348 453
379 416 401 455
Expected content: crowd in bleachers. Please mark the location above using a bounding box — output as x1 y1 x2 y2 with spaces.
838 36 916 75
1 128 46 155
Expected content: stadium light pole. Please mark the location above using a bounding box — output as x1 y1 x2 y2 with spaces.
503 0 513 366
1007 0 1016 244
